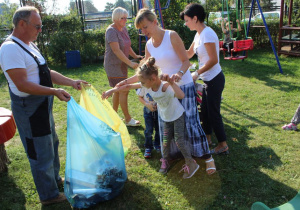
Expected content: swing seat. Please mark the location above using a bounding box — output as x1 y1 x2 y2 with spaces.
219 41 248 60
233 39 254 52
224 55 248 60
251 189 300 210
219 41 226 51
219 40 253 60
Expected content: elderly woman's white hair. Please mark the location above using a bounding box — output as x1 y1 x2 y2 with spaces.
112 7 128 22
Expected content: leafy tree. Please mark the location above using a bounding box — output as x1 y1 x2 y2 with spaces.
0 0 18 44
115 0 127 8
204 0 222 12
159 0 197 47
83 0 98 13
0 0 18 31
104 2 114 11
105 0 132 16
69 0 98 14
37 11 83 62
115 0 132 13
20 0 48 14
260 0 276 10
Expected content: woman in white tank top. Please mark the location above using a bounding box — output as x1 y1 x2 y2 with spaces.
117 8 216 175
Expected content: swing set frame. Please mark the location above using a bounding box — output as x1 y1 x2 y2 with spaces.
219 0 254 60
247 0 283 73
219 0 284 74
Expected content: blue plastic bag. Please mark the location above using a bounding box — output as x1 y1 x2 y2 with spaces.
65 97 127 208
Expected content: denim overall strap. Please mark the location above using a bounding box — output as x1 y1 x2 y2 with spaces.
9 39 53 88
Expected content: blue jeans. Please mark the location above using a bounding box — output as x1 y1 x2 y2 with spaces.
9 90 61 201
143 107 160 149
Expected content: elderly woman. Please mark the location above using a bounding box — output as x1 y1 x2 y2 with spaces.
117 8 216 175
104 7 142 126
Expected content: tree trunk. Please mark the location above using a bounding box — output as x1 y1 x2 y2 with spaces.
0 144 10 173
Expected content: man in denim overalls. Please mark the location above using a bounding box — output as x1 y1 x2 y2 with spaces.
0 6 87 205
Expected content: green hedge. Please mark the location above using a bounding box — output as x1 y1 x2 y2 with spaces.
167 18 289 49
36 13 108 64
31 13 291 65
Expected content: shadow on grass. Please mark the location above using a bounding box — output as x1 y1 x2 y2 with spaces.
126 125 148 150
0 172 26 210
205 122 297 209
127 114 298 209
221 102 281 131
43 180 163 210
220 49 300 92
89 180 163 210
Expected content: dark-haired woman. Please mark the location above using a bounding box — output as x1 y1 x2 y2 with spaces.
180 3 228 155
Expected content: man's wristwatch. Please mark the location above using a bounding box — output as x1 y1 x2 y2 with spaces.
178 70 184 75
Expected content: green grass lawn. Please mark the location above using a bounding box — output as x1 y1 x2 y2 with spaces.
0 48 300 210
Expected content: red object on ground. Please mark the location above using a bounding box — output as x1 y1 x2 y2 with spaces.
0 107 16 144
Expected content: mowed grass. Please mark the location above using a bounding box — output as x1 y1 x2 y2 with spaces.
0 48 299 210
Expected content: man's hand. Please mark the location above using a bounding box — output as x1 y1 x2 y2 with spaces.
53 88 71 102
71 80 89 90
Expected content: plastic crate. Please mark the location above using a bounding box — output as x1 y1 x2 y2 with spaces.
66 50 81 68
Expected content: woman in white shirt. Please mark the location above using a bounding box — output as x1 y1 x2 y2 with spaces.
181 3 228 155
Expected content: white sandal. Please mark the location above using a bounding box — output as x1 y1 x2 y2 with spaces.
205 158 216 175
125 118 141 127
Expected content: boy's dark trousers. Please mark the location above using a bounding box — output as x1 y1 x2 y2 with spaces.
143 106 160 149
223 42 237 56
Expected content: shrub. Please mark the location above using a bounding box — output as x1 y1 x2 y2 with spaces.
207 19 288 47
80 29 106 63
127 19 139 54
35 12 289 65
37 13 82 64
38 13 109 64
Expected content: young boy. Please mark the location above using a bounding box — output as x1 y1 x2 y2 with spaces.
136 87 160 158
221 19 241 57
102 83 160 158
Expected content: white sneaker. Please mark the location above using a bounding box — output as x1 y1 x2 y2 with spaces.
125 118 140 126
